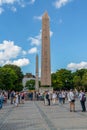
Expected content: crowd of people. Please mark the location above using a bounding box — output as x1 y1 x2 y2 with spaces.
0 90 25 109
0 89 86 112
10 91 25 106
44 89 86 112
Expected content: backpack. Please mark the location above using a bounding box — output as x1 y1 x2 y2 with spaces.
82 94 86 102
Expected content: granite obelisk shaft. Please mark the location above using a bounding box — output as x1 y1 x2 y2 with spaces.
35 54 39 90
41 12 51 86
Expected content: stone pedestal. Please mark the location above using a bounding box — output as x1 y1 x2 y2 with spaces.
39 87 53 93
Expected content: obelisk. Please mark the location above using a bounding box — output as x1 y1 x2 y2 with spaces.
41 12 51 86
35 54 39 90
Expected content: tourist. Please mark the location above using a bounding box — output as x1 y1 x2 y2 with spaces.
79 89 86 112
10 90 15 104
67 89 75 112
43 91 48 105
62 90 66 104
21 92 25 104
18 92 21 104
14 92 19 107
46 91 50 106
0 92 4 109
52 91 57 105
58 91 63 104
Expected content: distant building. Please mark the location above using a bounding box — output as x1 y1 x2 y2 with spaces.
22 73 35 87
24 73 35 78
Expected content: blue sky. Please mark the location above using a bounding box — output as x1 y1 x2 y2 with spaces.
0 0 87 76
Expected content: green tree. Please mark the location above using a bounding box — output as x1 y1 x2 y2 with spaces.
51 73 58 90
72 69 87 90
73 75 81 90
82 72 87 90
75 69 87 79
51 69 73 90
3 64 24 91
25 80 35 90
0 67 17 90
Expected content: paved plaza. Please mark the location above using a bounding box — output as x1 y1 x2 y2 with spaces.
0 99 87 130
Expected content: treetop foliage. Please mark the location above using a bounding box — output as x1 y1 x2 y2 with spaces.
0 64 24 91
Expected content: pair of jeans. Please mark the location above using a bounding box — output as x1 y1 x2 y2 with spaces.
0 99 3 109
47 99 50 105
80 101 86 112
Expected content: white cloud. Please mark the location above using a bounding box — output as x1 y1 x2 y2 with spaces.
34 13 51 21
28 47 38 54
29 0 35 4
67 61 87 71
17 0 26 8
0 60 4 65
28 30 53 46
0 40 21 60
0 0 35 12
0 0 18 13
0 7 4 14
0 40 30 67
12 58 30 67
28 30 41 46
34 15 42 20
50 31 53 37
29 37 41 46
2 58 30 67
54 0 72 9
0 0 16 5
0 0 36 7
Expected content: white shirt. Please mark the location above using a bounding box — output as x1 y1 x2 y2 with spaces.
67 91 75 102
52 93 57 99
62 92 66 98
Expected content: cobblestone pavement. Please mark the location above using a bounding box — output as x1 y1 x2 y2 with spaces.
0 99 87 130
